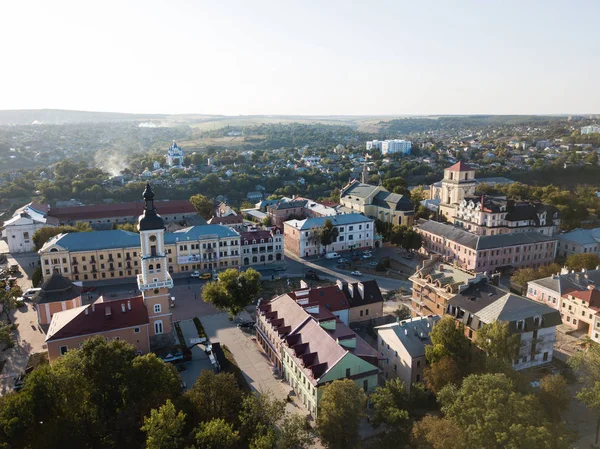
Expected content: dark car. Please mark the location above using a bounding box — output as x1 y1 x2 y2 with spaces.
273 266 287 272
237 321 255 330
305 273 320 280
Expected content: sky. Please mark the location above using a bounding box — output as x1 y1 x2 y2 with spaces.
0 0 599 116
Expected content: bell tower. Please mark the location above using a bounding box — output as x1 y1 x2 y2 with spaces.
137 183 174 343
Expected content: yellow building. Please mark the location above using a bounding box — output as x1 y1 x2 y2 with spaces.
39 225 242 283
339 181 414 226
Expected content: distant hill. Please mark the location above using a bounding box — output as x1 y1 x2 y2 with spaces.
0 109 169 125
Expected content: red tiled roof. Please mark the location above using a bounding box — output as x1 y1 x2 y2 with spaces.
240 230 273 244
46 296 149 341
290 285 349 312
48 200 196 221
564 288 600 309
447 161 473 172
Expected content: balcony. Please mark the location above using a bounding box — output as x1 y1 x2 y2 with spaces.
71 260 78 265
141 254 166 261
137 272 174 291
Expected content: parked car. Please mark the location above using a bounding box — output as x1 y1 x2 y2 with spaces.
402 253 413 259
8 264 19 274
200 273 212 280
338 258 348 263
191 271 201 278
362 254 372 260
273 266 287 272
368 261 378 267
351 254 361 261
351 270 362 276
305 273 320 280
325 252 341 259
237 321 255 330
22 288 41 300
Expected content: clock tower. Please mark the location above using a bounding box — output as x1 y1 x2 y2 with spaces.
137 183 174 347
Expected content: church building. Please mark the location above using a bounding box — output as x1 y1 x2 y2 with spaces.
166 141 184 167
44 184 174 362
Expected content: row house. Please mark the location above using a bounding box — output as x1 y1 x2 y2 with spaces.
256 293 379 417
284 214 375 258
240 227 284 266
527 268 600 344
416 220 557 275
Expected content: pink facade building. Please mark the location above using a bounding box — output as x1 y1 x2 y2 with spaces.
417 220 557 274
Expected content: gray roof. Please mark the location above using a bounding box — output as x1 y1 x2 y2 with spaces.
286 213 373 231
372 191 414 212
418 220 556 250
375 316 440 358
529 269 600 296
475 177 515 186
557 228 600 246
449 281 562 330
341 182 379 199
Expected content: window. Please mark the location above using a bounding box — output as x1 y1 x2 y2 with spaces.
154 320 163 334
154 304 161 313
346 368 351 378
134 327 140 334
60 345 68 355
363 380 369 392
416 374 421 382
416 360 421 368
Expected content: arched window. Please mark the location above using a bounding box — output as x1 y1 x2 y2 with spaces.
260 255 265 262
148 264 154 272
156 263 161 272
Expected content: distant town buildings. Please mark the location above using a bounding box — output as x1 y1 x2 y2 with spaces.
555 228 600 258
366 139 412 155
166 141 184 167
582 125 600 135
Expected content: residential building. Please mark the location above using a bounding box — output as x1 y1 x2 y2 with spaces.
340 181 414 226
527 268 600 344
2 203 58 253
375 316 440 390
166 141 184 167
240 227 284 266
283 214 375 258
45 183 175 361
409 258 487 317
266 197 338 227
256 293 379 416
381 139 412 155
454 196 560 236
555 228 600 258
417 220 557 274
35 273 83 325
582 125 600 135
446 280 562 370
365 140 383 151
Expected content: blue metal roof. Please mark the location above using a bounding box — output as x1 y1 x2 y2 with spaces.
292 213 373 231
47 225 240 252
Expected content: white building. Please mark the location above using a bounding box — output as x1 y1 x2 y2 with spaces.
382 139 412 155
581 125 600 135
366 140 383 151
2 203 58 253
283 213 375 258
166 141 184 167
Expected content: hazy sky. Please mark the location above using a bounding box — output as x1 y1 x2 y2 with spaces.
1 0 598 115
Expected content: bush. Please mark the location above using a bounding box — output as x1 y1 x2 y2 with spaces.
173 321 192 359
193 317 207 339
32 267 42 287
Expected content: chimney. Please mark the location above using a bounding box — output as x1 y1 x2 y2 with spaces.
127 300 131 311
336 279 344 291
357 282 365 299
92 304 95 312
404 328 408 335
85 307 89 315
121 303 126 313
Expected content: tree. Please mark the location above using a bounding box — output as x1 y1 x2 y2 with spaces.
437 373 572 449
393 305 411 321
262 216 273 227
141 400 186 449
425 317 470 366
389 225 422 253
511 263 562 290
569 343 600 444
424 356 463 394
183 371 243 425
369 378 411 445
411 415 467 449
538 374 570 422
190 194 214 220
409 186 426 206
565 253 600 271
115 222 138 233
32 266 43 287
277 414 314 449
0 286 22 324
193 418 239 449
0 323 14 348
32 224 91 251
475 321 520 366
238 393 285 445
202 268 261 316
320 219 339 253
383 177 409 196
415 205 432 220
317 379 365 449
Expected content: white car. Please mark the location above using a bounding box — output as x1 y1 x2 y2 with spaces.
22 288 41 300
351 270 362 276
190 271 201 278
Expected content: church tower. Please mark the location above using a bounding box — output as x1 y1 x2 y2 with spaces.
439 161 477 219
137 183 174 346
